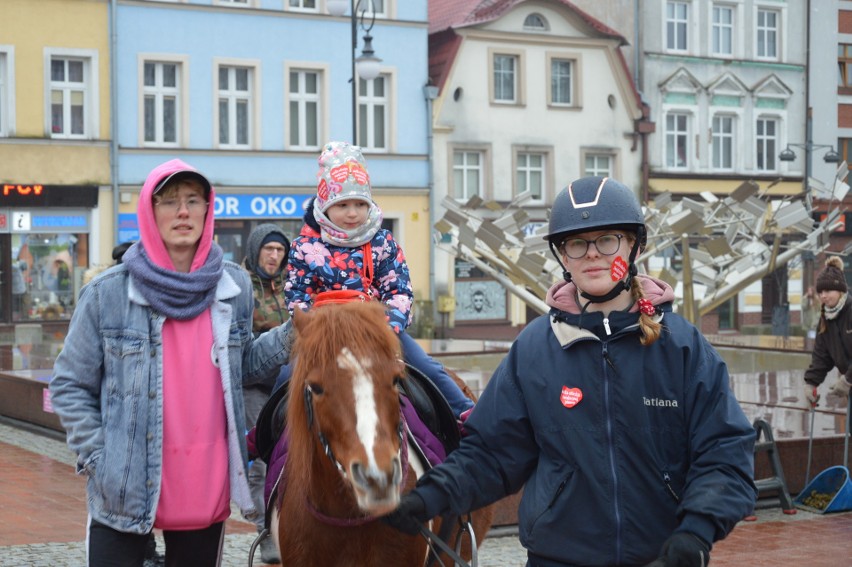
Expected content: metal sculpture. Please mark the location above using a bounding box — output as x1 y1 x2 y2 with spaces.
434 165 850 324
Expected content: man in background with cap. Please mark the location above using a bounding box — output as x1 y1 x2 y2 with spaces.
49 159 293 566
804 256 852 405
242 223 291 565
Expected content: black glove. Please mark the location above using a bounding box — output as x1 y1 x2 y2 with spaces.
646 532 710 567
382 492 428 535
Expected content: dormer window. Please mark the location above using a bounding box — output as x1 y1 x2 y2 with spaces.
523 13 548 31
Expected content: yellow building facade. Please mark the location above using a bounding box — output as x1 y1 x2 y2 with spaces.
0 0 112 327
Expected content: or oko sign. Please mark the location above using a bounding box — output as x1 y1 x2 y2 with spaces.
213 194 312 219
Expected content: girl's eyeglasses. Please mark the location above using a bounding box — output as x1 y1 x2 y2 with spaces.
560 234 625 259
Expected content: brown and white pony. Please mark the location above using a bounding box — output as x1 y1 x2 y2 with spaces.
273 300 492 566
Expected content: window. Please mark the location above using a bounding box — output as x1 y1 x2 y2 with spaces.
289 69 321 150
11 232 88 322
665 112 689 168
551 59 572 105
358 75 387 151
839 44 852 88
712 5 733 56
516 152 545 202
143 60 181 146
49 57 89 138
712 115 734 170
288 0 317 10
717 297 737 330
523 13 548 31
453 150 484 201
756 117 778 172
757 9 778 59
666 1 689 52
493 54 517 103
217 65 253 148
584 153 612 177
356 0 384 18
839 138 852 173
0 48 10 137
217 0 251 5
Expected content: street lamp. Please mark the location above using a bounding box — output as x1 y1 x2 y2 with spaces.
778 141 840 209
778 142 840 164
327 0 383 144
778 140 840 298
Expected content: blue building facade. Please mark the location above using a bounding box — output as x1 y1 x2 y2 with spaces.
112 0 435 296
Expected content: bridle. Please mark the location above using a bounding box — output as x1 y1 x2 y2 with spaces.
302 382 410 526
302 382 477 567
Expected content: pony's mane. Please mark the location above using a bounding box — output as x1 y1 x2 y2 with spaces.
293 301 400 374
286 301 401 489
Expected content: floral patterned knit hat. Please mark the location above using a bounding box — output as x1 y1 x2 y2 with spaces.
313 141 383 247
315 141 373 213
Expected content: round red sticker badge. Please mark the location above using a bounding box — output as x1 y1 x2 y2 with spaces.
560 386 583 408
610 256 628 281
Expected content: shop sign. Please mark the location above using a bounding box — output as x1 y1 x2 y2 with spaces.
0 184 98 207
816 211 848 234
12 212 31 231
213 194 312 219
118 214 139 244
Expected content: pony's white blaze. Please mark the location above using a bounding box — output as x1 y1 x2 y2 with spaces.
338 347 380 471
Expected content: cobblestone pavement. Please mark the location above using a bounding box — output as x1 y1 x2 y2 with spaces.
0 419 528 567
3 418 851 566
0 532 529 567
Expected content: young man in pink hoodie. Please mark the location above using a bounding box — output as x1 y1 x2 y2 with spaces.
50 159 292 566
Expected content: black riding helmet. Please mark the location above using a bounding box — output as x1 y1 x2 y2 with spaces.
544 176 646 303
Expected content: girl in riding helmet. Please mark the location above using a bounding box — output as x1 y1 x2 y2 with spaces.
284 141 473 420
385 176 757 567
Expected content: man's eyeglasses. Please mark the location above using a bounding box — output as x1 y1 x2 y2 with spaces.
260 245 287 256
154 197 208 214
560 234 625 259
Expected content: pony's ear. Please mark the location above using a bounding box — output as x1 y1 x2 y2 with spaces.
293 307 313 334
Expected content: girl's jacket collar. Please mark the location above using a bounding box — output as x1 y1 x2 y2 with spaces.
546 274 675 315
545 275 676 347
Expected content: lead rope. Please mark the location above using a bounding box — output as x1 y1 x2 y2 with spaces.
417 521 476 567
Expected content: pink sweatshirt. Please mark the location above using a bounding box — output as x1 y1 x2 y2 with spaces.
137 159 230 530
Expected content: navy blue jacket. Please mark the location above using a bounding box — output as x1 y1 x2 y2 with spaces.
415 296 756 566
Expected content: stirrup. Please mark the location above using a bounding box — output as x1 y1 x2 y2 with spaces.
248 528 269 567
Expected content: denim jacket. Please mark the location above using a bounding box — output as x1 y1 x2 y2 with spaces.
49 261 290 534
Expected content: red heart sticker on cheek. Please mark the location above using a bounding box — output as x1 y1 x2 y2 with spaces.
611 256 627 281
560 386 583 408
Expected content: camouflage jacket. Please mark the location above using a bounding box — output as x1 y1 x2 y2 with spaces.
249 271 289 334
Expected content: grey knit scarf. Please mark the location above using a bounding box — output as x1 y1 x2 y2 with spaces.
122 241 224 320
824 292 848 321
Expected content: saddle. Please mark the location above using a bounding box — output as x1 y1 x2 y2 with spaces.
398 362 461 455
255 381 289 465
253 362 461 466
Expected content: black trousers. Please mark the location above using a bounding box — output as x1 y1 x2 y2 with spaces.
87 517 225 567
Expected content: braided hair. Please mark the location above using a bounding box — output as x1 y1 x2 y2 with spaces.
630 276 662 346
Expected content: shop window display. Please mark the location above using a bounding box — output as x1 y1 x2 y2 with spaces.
12 233 86 321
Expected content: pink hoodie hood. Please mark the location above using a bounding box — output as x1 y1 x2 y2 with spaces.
138 159 216 272
546 274 676 315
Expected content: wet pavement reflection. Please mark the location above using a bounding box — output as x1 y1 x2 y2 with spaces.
432 341 849 441
2 336 849 441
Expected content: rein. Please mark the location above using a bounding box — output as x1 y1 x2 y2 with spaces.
303 384 476 566
303 386 411 527
418 523 476 567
